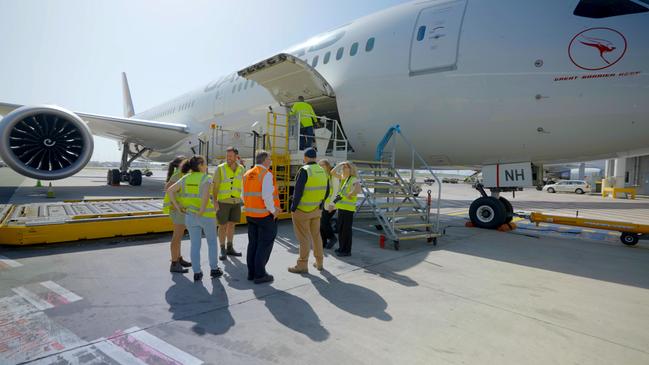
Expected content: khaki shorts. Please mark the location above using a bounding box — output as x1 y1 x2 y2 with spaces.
217 202 242 225
169 210 185 225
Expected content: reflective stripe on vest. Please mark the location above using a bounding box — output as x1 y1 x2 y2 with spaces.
335 176 358 212
163 170 184 214
243 165 280 218
180 172 216 218
296 164 327 212
216 163 244 201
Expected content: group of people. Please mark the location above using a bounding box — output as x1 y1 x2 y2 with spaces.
162 146 361 284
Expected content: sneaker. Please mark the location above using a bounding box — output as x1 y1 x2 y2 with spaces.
170 261 188 273
219 247 227 261
254 274 274 284
288 266 308 274
193 272 203 281
210 268 223 278
178 256 192 268
226 244 242 257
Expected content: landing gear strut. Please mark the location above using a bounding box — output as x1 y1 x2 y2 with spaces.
468 184 516 229
106 142 150 186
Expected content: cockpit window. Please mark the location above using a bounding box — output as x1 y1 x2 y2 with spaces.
574 0 648 18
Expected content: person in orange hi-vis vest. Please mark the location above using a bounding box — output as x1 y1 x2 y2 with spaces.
242 150 282 284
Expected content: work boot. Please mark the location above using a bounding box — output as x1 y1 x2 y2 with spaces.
312 262 324 271
170 261 188 273
210 268 223 278
288 265 308 274
254 274 274 284
178 256 192 268
226 244 242 257
219 246 227 261
193 272 203 281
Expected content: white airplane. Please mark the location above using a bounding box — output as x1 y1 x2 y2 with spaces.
1 0 648 229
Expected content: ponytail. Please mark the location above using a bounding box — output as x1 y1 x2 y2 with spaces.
182 155 205 173
166 156 187 182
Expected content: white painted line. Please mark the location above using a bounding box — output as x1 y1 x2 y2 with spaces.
11 286 54 310
40 281 83 303
93 340 149 365
127 329 203 365
0 256 22 268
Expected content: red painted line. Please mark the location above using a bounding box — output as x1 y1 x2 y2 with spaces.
496 164 500 188
110 330 182 365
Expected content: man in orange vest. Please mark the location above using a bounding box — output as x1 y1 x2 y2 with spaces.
242 150 282 284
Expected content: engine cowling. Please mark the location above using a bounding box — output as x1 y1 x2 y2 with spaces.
0 105 94 180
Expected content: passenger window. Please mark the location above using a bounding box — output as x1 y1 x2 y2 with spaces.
574 0 648 18
417 26 426 41
312 55 319 67
336 47 344 60
366 37 375 52
350 42 358 56
324 51 331 64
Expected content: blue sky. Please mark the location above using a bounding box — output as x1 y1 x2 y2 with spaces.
0 0 408 161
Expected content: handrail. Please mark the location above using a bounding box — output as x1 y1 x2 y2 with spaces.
382 124 442 232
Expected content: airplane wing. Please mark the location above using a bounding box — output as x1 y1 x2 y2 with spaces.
0 102 189 149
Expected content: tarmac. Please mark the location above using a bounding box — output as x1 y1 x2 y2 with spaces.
1 167 649 364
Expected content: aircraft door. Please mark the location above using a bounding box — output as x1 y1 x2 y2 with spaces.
409 0 466 75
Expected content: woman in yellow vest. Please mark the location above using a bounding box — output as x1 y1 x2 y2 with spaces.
332 161 361 257
163 156 191 273
167 155 223 281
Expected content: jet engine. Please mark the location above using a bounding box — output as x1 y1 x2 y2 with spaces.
0 105 94 180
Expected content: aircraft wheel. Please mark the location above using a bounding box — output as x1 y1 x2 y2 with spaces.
129 170 143 186
107 169 121 186
620 232 639 246
499 197 514 224
469 197 506 229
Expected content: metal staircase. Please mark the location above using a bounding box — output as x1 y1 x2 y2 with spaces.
352 125 442 250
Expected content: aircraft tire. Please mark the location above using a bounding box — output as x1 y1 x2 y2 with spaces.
107 169 121 186
469 197 506 229
129 170 143 186
499 197 514 224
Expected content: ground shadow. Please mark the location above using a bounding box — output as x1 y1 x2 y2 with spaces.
308 271 392 321
165 274 235 336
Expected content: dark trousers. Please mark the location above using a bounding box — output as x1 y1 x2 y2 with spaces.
246 215 278 279
300 126 315 150
320 209 337 244
337 209 354 253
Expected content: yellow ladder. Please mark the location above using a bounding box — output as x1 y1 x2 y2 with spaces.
266 112 291 212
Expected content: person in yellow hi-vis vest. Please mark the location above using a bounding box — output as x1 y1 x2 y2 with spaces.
212 146 244 260
163 156 191 273
167 155 223 281
331 161 361 257
290 96 317 150
288 148 330 273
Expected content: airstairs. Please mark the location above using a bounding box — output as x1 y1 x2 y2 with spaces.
352 125 442 250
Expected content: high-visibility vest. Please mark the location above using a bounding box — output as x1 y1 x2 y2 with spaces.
324 175 334 207
243 166 280 218
216 162 244 201
335 176 358 212
290 101 316 128
163 170 184 214
180 172 216 218
296 164 327 212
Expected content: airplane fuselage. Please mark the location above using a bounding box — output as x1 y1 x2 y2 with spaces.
136 0 649 167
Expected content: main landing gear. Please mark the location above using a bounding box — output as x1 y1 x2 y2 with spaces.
106 142 150 186
468 183 515 229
